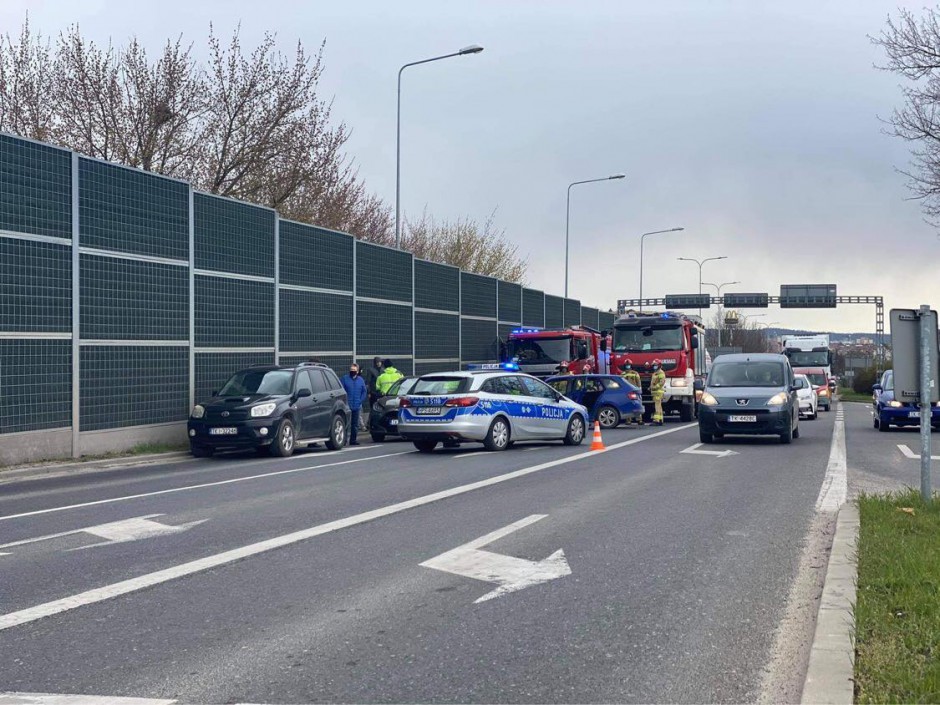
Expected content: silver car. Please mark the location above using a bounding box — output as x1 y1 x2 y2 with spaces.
398 369 590 453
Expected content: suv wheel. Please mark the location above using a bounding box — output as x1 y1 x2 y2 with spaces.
326 414 347 450
271 418 296 457
563 414 586 446
484 417 511 451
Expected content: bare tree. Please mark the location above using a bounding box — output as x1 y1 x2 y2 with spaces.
403 209 528 283
0 18 56 141
874 8 940 221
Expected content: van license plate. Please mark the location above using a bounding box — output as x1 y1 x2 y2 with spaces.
728 415 757 423
210 427 238 435
416 407 442 415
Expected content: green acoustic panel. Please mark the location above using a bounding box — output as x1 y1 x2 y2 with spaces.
79 158 188 259
460 273 497 319
80 346 188 431
461 317 498 363
0 339 71 433
356 356 413 376
279 221 353 292
280 355 351 378
195 193 275 278
415 311 459 360
80 255 187 340
580 306 599 330
498 281 522 323
279 289 353 353
563 298 581 327
195 275 274 347
414 260 459 311
356 301 412 356
522 288 545 327
415 361 460 375
195 351 275 403
356 241 412 302
0 134 71 239
0 238 71 332
545 295 564 328
599 311 616 331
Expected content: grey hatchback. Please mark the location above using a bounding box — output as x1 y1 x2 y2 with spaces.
697 353 801 444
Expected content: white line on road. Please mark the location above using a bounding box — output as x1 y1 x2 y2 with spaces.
0 451 414 522
452 452 490 460
0 694 177 704
897 443 940 460
815 405 847 512
0 423 694 632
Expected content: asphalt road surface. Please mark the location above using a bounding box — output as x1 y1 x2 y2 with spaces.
0 403 881 704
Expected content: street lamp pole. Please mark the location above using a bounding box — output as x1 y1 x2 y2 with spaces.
396 45 483 249
677 256 727 318
638 227 684 307
702 281 740 348
565 173 625 297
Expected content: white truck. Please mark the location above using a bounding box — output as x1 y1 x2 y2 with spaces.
782 334 832 377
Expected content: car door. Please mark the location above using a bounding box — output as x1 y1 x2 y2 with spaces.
291 370 316 438
497 375 542 439
579 377 605 416
306 369 334 438
521 375 570 437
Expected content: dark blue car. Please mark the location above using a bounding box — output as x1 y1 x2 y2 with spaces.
872 369 940 432
547 374 643 428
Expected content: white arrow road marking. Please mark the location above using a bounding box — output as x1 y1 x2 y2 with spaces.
420 514 571 603
679 443 739 458
0 515 207 554
897 444 940 461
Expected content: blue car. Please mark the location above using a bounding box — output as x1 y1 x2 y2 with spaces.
872 369 940 432
547 374 643 428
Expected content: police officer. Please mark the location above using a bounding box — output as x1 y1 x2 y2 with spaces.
620 359 644 426
375 359 403 395
650 359 666 426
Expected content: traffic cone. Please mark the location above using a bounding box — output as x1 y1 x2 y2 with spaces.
590 421 606 451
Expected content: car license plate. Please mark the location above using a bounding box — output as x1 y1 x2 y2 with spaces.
416 407 442 416
909 411 921 419
728 415 757 423
209 427 238 435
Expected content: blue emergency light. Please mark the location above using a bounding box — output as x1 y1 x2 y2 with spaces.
511 327 542 334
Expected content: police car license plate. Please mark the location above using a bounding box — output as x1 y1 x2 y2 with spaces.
728 415 756 423
210 427 238 435
909 411 921 418
416 407 442 416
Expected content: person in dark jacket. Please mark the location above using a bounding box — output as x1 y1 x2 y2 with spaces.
362 357 383 430
340 363 369 445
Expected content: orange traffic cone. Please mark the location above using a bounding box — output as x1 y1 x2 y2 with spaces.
590 421 606 451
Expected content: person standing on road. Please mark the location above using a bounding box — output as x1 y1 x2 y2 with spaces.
650 359 666 426
620 360 644 427
375 359 403 395
555 361 572 376
340 364 368 445
361 357 383 430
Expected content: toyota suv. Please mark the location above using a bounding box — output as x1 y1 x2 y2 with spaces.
188 362 351 457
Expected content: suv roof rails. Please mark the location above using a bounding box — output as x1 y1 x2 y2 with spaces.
297 361 329 369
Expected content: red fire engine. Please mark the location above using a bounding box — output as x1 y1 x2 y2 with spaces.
505 326 611 378
610 311 707 421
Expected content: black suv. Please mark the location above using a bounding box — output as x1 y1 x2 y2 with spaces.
188 362 351 458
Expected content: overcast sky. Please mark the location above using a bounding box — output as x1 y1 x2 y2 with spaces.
4 0 934 333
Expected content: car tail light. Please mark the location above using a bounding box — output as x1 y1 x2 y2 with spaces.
399 398 412 408
444 396 479 407
627 392 639 400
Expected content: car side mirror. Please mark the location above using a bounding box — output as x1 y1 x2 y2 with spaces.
872 384 882 392
294 388 312 400
790 382 801 392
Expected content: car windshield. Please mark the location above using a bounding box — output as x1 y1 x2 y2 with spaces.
709 361 786 388
218 369 293 396
613 325 683 352
786 351 828 367
410 376 471 395
386 377 417 397
804 373 827 386
508 337 571 364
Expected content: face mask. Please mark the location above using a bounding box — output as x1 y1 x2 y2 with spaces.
349 370 358 377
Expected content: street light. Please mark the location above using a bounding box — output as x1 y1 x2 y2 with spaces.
565 173 625 297
638 227 684 307
395 45 484 249
702 281 740 348
677 256 728 317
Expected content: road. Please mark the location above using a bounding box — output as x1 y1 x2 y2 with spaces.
0 402 891 704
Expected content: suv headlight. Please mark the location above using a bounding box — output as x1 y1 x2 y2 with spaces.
251 402 278 418
191 405 205 419
888 400 903 408
700 392 719 406
766 392 789 406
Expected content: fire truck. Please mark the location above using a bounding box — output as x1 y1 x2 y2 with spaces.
610 311 707 421
504 326 611 378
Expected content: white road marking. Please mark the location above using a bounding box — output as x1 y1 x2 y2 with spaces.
0 423 694 632
897 443 940 460
815 405 847 512
452 452 490 460
0 451 413 522
0 694 176 704
523 446 549 451
679 443 739 458
0 515 207 553
420 514 571 603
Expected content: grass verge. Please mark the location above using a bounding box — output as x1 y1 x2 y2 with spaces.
839 388 873 403
855 489 940 703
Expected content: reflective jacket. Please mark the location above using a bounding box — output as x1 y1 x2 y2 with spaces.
651 369 666 397
375 366 403 395
622 369 641 388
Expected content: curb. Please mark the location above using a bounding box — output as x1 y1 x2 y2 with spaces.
801 502 859 704
0 451 192 484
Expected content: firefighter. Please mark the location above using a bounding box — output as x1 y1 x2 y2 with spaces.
650 359 666 426
556 360 572 376
619 359 644 426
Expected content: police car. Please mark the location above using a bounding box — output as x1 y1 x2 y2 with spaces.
397 363 590 453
